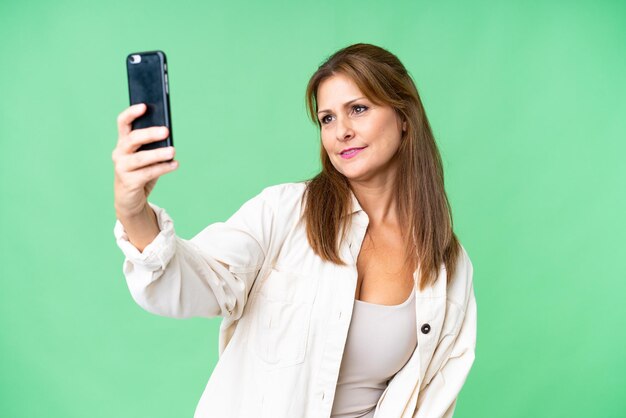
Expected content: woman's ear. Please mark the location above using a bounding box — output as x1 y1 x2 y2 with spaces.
402 121 407 132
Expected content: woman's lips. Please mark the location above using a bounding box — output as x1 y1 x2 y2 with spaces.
339 146 366 159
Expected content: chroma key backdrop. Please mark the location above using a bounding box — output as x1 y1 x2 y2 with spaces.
1 1 624 417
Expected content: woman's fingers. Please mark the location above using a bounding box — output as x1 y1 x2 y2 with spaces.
120 146 176 172
124 160 179 189
115 103 170 155
112 125 170 163
122 126 170 153
113 104 178 219
117 103 146 137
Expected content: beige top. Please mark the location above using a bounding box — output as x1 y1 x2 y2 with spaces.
330 287 418 418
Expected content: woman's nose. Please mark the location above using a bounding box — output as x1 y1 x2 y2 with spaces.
335 116 354 142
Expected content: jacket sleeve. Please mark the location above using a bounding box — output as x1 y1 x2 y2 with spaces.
413 276 477 417
113 188 277 320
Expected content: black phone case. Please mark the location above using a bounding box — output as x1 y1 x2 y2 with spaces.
126 50 173 151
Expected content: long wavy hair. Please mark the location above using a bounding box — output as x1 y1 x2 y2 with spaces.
302 43 461 290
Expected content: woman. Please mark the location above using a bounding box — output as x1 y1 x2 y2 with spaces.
112 43 476 418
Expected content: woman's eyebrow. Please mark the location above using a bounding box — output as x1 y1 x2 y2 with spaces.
317 97 367 115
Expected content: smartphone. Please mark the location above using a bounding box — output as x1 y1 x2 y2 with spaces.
126 50 173 151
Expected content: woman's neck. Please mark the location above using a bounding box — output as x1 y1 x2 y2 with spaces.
349 171 399 227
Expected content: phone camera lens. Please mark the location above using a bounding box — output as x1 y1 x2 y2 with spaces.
129 54 142 64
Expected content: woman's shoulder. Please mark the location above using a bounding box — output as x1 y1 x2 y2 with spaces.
254 181 308 211
259 181 307 198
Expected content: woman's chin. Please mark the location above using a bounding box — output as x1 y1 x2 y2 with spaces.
333 164 364 180
335 161 398 185
339 168 375 183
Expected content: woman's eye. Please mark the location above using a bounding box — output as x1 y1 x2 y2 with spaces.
353 104 368 114
319 105 367 124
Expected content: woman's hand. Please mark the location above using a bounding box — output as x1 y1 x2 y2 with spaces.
112 103 178 219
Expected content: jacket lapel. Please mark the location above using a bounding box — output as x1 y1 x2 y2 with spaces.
374 264 448 417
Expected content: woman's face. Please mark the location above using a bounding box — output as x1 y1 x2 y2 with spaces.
316 73 405 184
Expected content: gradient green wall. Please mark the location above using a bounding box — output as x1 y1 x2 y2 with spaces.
1 1 624 417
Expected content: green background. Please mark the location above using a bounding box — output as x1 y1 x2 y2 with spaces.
1 0 624 417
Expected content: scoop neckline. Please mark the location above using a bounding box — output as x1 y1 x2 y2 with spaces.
354 287 415 308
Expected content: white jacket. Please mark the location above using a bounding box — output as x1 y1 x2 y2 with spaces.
113 182 477 418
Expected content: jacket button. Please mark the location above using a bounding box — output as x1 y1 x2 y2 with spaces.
421 323 431 334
